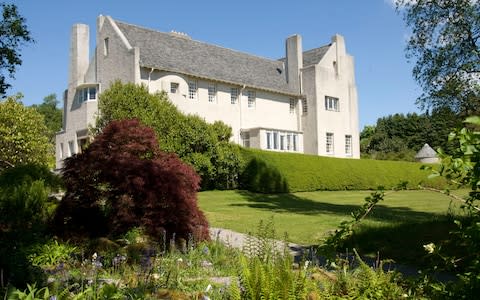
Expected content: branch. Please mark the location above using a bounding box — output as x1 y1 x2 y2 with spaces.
0 159 14 169
420 186 480 212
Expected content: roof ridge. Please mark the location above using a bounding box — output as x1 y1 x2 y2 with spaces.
114 18 285 67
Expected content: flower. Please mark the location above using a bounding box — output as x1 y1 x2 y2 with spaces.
423 243 436 254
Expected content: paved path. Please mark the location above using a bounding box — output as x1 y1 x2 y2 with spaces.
209 227 305 258
209 227 455 282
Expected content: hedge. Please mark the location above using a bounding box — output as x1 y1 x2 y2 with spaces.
239 148 446 193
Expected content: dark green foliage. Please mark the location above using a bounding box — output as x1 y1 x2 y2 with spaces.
361 109 462 160
0 164 60 288
240 148 445 193
0 3 33 96
0 163 62 189
96 81 243 190
397 0 480 115
31 94 63 144
408 116 480 298
54 119 210 242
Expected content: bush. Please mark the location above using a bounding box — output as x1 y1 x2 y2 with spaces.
0 164 61 288
96 81 243 190
54 119 209 242
240 148 446 193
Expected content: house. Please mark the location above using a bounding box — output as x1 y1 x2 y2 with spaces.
55 15 360 169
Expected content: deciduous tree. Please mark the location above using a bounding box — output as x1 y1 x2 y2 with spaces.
0 3 33 96
0 94 50 169
54 119 210 242
397 0 480 115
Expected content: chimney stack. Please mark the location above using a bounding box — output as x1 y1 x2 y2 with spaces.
69 24 89 85
285 34 303 92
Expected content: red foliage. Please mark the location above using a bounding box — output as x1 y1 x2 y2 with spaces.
54 119 209 242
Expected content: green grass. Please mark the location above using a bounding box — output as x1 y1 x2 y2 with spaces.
198 189 466 265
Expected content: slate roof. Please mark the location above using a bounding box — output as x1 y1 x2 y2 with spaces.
278 44 330 68
415 143 438 159
302 45 330 67
115 20 300 96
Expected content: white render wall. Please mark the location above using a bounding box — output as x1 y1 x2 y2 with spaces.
140 69 302 146
302 35 360 158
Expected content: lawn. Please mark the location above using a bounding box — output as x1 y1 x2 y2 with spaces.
198 189 466 264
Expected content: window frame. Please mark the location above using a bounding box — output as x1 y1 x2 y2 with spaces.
230 87 238 104
326 132 334 154
289 98 295 114
247 90 256 108
302 98 308 114
208 84 217 103
345 135 352 156
170 82 179 94
325 96 340 112
188 80 197 100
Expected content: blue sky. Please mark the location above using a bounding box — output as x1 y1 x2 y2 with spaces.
11 0 419 128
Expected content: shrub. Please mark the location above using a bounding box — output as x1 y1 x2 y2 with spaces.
96 81 243 190
240 148 446 193
54 119 209 242
0 164 61 288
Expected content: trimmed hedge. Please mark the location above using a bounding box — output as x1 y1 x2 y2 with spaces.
239 148 446 193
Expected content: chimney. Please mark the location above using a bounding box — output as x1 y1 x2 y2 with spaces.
332 34 345 77
69 24 89 85
285 34 303 92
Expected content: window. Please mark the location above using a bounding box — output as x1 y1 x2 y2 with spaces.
68 140 75 157
345 135 352 156
242 131 250 148
247 90 256 108
89 87 96 99
59 143 64 159
273 132 279 149
208 84 217 102
188 81 197 100
231 88 238 104
75 86 97 105
170 82 179 93
103 38 109 56
326 132 334 154
289 99 295 114
77 138 88 153
325 96 339 111
266 132 272 149
302 99 308 114
266 130 299 152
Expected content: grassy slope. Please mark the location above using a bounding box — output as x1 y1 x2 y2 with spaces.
198 189 468 266
240 149 446 192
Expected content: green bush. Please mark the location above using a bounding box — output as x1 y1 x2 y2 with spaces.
240 148 446 193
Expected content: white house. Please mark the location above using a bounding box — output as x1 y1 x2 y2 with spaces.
55 15 360 169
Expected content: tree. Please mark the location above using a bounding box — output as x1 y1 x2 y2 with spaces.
0 3 33 96
54 119 210 242
397 0 480 115
0 94 50 169
96 81 243 190
360 109 461 160
31 94 62 143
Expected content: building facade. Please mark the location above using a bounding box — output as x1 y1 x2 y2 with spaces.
55 15 360 169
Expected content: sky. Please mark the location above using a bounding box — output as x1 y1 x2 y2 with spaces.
11 0 420 129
